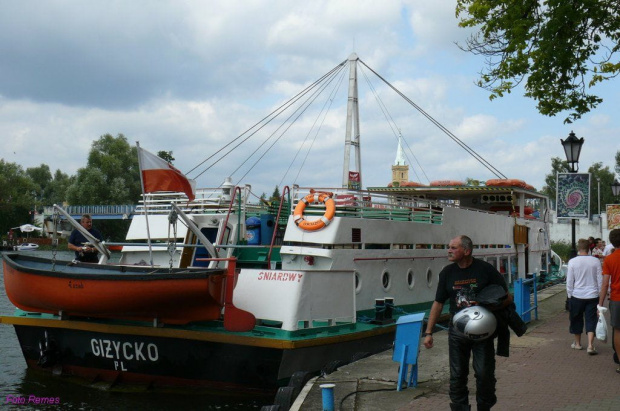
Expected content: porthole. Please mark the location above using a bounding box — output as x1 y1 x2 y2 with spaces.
407 269 415 290
355 272 361 294
426 267 433 288
382 270 391 291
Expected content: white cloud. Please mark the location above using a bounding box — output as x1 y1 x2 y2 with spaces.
0 0 618 198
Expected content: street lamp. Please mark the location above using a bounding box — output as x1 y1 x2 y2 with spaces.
612 179 620 197
561 131 585 258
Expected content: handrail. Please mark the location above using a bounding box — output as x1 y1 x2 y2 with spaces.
218 186 245 251
267 185 290 268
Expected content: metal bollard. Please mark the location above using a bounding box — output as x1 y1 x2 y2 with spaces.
320 383 335 411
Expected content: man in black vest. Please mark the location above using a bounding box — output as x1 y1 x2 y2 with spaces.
423 235 508 411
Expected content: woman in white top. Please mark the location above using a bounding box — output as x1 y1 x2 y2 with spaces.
566 238 603 354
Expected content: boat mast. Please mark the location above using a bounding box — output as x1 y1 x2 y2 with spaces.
342 53 362 190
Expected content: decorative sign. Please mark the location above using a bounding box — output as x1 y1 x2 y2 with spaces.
556 173 590 218
607 204 620 229
348 171 361 190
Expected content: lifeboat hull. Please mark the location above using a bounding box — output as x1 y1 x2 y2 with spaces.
2 253 226 324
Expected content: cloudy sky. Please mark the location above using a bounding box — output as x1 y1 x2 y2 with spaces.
1 0 618 198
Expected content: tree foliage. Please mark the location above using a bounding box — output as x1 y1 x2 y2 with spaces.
0 159 38 235
157 151 175 163
456 0 620 123
587 162 616 215
541 157 570 201
66 134 141 205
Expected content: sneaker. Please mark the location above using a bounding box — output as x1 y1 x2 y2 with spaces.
571 343 583 350
587 347 597 355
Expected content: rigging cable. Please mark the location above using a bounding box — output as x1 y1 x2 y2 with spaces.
359 64 429 184
288 65 348 187
358 59 507 179
235 63 347 183
188 59 348 179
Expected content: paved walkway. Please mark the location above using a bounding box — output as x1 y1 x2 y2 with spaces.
293 285 620 410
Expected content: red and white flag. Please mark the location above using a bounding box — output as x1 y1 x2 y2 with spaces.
138 146 196 202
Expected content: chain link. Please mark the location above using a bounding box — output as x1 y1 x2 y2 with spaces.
167 210 179 272
51 209 60 271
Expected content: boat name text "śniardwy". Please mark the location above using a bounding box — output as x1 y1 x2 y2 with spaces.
257 271 303 282
91 339 159 362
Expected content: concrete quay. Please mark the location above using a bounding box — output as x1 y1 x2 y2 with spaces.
292 284 620 410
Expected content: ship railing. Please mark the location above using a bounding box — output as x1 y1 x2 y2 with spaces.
291 186 444 224
133 186 254 215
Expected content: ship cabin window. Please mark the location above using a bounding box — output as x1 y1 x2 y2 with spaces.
486 257 498 270
382 271 391 291
332 244 362 249
541 252 548 271
192 227 222 266
500 256 510 284
426 268 433 288
510 256 518 284
407 269 415 289
352 228 361 242
392 244 413 249
415 244 432 249
432 244 446 249
366 243 390 250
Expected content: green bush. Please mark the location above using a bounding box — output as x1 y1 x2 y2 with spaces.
551 240 571 263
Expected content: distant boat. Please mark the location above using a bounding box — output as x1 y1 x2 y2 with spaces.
15 243 39 251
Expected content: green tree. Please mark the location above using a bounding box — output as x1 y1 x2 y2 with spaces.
66 134 141 205
615 150 620 176
47 170 73 206
541 157 570 202
270 186 281 202
157 151 175 163
0 160 38 235
456 1 620 123
587 162 616 216
465 177 481 186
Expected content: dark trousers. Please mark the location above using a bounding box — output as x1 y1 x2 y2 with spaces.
568 296 598 334
448 326 497 410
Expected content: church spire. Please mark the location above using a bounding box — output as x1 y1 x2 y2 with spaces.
391 133 409 186
394 133 406 166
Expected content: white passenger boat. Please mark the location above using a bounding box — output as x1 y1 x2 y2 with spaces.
1 54 554 394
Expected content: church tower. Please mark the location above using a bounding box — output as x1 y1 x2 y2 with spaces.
391 134 409 186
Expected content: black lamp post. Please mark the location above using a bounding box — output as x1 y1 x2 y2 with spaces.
561 131 585 258
612 179 620 197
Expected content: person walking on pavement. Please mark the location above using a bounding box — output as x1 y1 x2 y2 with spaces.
566 238 602 354
599 229 620 372
424 235 509 411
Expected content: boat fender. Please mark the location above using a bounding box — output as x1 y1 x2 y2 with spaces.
293 192 335 231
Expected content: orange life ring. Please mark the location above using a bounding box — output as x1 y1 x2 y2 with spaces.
294 192 336 231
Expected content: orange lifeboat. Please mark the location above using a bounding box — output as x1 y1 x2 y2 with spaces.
293 191 336 231
485 179 528 188
430 180 464 186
